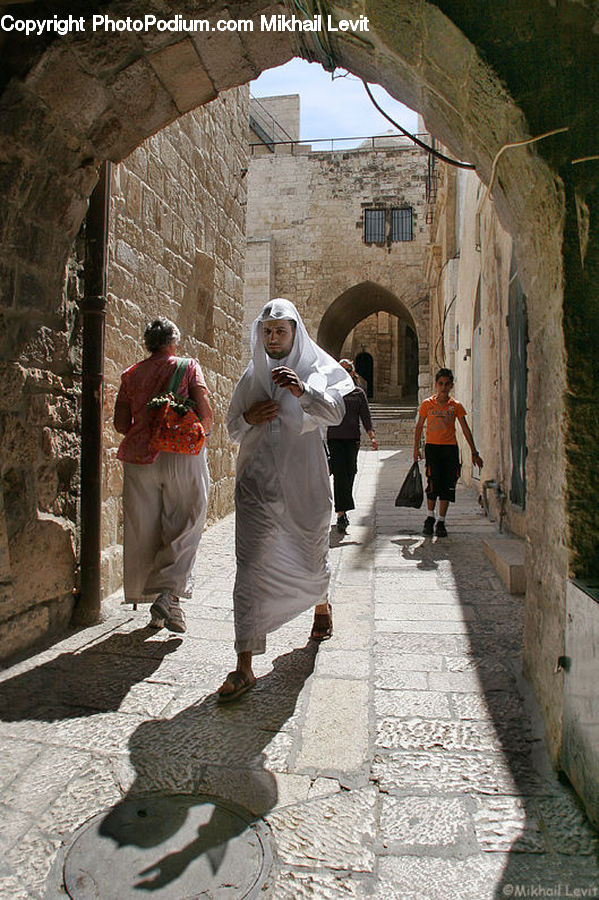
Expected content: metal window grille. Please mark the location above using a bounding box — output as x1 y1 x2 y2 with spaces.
391 207 413 241
364 209 386 243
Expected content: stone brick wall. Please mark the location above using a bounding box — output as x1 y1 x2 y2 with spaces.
0 247 82 659
102 87 249 599
244 144 431 366
428 164 569 761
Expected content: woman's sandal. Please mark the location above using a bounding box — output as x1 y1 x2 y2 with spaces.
310 603 333 642
217 670 256 703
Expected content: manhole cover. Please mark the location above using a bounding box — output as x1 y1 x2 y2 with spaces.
62 794 274 899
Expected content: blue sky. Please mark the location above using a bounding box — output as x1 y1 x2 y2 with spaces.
251 58 419 145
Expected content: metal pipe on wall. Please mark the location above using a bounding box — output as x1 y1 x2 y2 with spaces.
72 161 110 626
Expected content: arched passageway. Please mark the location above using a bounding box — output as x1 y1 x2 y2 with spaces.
318 281 423 403
1 0 599 822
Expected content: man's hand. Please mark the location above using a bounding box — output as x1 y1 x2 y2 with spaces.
413 448 422 462
271 366 305 397
243 399 278 425
472 452 484 471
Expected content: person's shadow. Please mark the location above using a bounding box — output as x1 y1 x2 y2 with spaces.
96 641 318 892
0 626 183 721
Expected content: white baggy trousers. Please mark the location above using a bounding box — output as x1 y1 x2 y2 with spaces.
122 449 210 604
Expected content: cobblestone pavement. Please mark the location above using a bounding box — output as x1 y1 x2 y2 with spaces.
1 449 598 899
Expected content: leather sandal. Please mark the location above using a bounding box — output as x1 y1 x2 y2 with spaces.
310 603 333 642
217 670 256 702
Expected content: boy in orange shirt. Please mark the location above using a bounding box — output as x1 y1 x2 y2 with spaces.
413 368 483 536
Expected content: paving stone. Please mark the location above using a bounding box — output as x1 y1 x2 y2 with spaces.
195 765 311 816
273 868 371 898
536 795 599 855
373 632 472 655
375 588 460 605
451 691 529 723
1 746 91 815
376 718 503 752
267 788 377 871
377 619 471 634
375 689 452 719
472 795 546 852
5 826 61 895
376 603 475 622
294 678 369 774
377 652 445 674
380 795 474 851
372 751 549 795
377 854 508 900
0 873 32 899
0 740 41 791
37 760 124 837
0 805 34 852
428 670 496 692
315 649 370 679
375 669 429 690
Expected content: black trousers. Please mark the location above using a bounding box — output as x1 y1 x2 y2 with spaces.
424 443 461 502
327 438 360 512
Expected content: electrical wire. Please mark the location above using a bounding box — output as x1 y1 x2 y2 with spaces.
571 154 599 165
362 81 475 169
485 126 569 200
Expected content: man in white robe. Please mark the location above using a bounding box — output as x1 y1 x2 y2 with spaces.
218 299 354 700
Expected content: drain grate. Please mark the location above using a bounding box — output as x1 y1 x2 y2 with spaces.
62 794 274 899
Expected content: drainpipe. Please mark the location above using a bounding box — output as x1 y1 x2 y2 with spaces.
72 162 110 626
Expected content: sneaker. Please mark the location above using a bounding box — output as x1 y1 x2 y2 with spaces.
337 513 349 532
149 593 170 629
435 520 448 537
422 516 435 536
165 598 186 634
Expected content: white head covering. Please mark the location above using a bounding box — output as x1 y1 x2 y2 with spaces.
247 298 354 401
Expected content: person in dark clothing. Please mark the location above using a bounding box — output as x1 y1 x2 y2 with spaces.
327 359 378 532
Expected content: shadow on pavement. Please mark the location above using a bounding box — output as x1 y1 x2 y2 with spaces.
0 626 183 721
377 450 598 895
94 640 318 892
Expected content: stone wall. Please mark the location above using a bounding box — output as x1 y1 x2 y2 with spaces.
244 144 431 365
0 247 82 659
427 162 569 761
102 88 249 599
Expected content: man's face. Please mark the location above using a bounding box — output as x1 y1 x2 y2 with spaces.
436 375 453 397
263 319 295 359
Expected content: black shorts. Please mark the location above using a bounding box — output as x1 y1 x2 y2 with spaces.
424 443 461 503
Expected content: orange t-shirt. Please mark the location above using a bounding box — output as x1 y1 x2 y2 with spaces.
418 396 466 445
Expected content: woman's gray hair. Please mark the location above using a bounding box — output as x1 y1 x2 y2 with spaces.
143 318 181 352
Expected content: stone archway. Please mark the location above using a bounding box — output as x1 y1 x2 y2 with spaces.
317 281 424 403
1 0 599 777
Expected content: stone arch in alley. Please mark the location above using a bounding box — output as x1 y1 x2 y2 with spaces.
317 281 424 403
2 0 599 802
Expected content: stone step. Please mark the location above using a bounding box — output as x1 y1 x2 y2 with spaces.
361 419 416 448
482 536 526 594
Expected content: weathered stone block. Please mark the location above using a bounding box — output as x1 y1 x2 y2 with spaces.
9 514 75 608
0 363 27 411
36 465 59 510
0 415 40 467
110 58 179 138
0 603 50 661
149 39 216 114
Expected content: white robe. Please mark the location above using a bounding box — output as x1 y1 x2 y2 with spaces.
227 299 354 654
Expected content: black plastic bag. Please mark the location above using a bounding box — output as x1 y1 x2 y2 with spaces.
395 461 424 508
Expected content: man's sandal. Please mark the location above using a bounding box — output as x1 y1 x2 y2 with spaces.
217 670 256 703
310 603 333 642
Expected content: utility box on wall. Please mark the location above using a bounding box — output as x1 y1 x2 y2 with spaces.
561 580 599 829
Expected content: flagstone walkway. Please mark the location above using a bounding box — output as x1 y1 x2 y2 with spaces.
1 449 598 898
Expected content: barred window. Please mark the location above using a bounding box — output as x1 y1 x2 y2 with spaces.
391 207 413 242
364 209 386 243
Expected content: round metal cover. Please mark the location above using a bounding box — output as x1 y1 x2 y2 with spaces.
62 794 274 899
